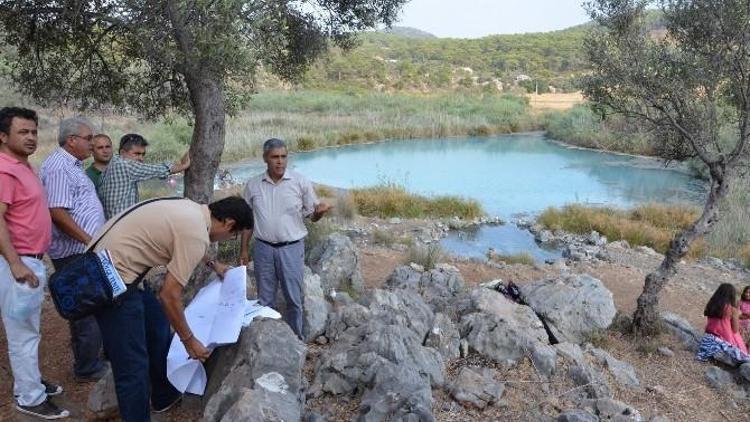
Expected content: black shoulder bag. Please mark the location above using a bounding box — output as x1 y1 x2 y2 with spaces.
49 197 183 320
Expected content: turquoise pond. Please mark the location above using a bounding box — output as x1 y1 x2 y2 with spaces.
228 133 706 261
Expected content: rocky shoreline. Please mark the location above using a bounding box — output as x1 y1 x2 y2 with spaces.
82 215 750 421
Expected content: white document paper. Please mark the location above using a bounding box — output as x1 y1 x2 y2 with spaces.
166 266 280 395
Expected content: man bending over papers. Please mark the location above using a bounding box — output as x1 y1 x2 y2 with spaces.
90 196 253 421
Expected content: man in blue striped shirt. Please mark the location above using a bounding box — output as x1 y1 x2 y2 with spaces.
40 117 109 383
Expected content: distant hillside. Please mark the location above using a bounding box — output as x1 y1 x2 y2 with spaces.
381 26 436 39
298 25 589 93
289 10 667 94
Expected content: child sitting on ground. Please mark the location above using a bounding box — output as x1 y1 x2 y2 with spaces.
739 286 750 346
696 283 750 364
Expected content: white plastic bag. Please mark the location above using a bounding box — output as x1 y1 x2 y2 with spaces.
6 279 43 320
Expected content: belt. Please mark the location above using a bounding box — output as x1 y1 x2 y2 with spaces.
20 254 44 260
257 238 301 248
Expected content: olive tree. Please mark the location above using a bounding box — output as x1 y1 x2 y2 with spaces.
0 0 407 202
582 0 750 335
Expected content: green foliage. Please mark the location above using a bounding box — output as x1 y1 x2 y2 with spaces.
351 183 483 220
297 26 590 92
542 105 655 156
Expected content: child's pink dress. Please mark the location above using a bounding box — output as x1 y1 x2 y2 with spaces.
740 300 750 340
705 305 748 354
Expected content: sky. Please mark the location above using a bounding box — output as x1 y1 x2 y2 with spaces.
395 0 590 38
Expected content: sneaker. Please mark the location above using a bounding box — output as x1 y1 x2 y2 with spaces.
16 398 70 420
152 395 182 414
42 380 63 396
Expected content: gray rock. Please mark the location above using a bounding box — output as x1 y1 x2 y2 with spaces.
555 343 585 366
219 383 301 422
303 267 330 343
449 366 504 409
659 312 701 351
704 366 735 389
364 288 435 340
325 302 370 342
531 344 559 378
311 288 446 421
648 416 670 422
425 313 461 361
585 347 640 387
307 233 364 294
385 264 465 314
304 410 327 422
358 361 434 422
635 246 659 256
557 409 599 422
586 398 642 421
87 368 118 420
656 347 674 357
520 274 616 344
536 229 554 243
203 319 306 421
568 364 612 400
459 289 549 367
740 362 750 382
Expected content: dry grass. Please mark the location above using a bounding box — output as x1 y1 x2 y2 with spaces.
489 252 536 266
538 204 708 258
404 243 445 271
526 92 584 111
351 184 483 220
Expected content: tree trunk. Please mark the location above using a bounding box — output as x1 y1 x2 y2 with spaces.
631 163 729 335
183 73 226 203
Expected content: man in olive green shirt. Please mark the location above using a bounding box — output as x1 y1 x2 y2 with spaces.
85 134 112 188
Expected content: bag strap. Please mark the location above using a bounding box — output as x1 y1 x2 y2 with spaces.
88 196 184 252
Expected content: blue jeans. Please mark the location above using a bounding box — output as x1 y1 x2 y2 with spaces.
95 287 180 421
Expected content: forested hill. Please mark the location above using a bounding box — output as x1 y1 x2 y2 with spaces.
296 25 590 93
294 12 666 94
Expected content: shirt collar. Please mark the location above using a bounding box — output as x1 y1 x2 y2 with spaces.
262 170 292 184
58 147 84 168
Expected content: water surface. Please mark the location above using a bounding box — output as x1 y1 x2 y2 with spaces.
230 133 705 260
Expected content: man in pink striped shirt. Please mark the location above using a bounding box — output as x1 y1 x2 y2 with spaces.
0 107 69 419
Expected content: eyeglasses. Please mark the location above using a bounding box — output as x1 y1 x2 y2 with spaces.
71 134 94 143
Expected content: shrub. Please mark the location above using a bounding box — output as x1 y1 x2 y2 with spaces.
488 252 535 266
351 183 483 220
404 243 444 271
296 136 316 151
335 193 358 220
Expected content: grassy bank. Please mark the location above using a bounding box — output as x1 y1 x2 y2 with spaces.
539 204 704 257
350 184 483 220
542 105 656 156
23 90 538 166
539 200 750 264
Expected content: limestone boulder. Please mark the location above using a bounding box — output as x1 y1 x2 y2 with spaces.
87 368 118 420
302 267 329 343
385 264 465 314
307 233 364 294
520 274 616 344
659 312 701 351
203 319 306 422
459 288 557 376
448 366 504 409
425 313 461 361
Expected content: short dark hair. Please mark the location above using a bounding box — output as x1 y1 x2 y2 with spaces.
704 283 737 318
208 196 253 232
119 133 149 152
0 107 38 135
263 138 287 155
